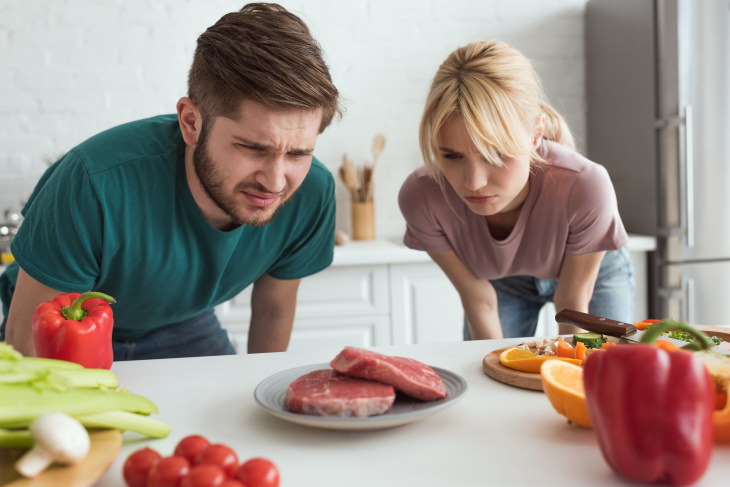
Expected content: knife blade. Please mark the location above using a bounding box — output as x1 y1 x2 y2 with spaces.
554 309 729 355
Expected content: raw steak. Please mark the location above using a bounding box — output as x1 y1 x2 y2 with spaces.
330 346 447 401
285 369 396 417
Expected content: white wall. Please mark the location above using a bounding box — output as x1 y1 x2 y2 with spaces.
0 0 588 239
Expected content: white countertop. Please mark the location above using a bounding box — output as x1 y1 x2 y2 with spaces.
333 234 656 266
98 338 727 487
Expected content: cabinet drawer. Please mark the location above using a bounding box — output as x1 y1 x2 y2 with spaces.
215 264 389 323
224 314 390 353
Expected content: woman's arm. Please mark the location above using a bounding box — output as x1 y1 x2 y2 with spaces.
428 250 503 339
248 273 301 353
554 251 605 334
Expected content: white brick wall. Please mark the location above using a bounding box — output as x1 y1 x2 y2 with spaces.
0 0 587 238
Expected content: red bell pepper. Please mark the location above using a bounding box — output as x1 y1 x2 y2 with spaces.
32 291 116 369
583 321 715 486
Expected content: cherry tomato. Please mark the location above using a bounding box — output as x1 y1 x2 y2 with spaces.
180 464 226 487
174 435 211 464
147 455 191 487
194 444 239 476
219 480 246 487
234 458 279 487
123 447 162 487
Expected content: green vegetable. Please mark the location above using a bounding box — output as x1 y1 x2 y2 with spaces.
0 342 171 445
78 411 170 438
667 330 724 346
0 427 33 447
573 332 605 349
0 384 158 428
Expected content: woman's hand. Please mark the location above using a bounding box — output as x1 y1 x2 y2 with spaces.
554 251 605 334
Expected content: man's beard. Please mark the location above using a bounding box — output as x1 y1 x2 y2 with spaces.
192 128 291 228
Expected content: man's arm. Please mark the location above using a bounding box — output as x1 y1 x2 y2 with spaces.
247 273 301 353
428 250 503 340
5 267 64 356
554 251 606 334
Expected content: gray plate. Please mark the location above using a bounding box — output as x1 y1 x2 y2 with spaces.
254 362 468 431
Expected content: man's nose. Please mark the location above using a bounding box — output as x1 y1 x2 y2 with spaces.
256 155 287 193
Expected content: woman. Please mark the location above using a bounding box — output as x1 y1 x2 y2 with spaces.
399 40 634 339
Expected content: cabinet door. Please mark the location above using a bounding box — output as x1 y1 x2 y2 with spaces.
224 315 390 353
216 264 392 351
215 264 389 324
390 262 463 345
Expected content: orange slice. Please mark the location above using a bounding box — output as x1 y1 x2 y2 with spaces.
498 347 581 373
715 387 730 443
540 359 592 428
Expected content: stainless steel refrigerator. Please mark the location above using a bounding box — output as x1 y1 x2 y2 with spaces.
585 0 730 325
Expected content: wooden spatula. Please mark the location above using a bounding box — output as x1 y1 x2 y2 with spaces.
0 429 122 487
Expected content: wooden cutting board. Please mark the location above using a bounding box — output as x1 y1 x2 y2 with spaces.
482 346 545 391
0 429 122 487
483 325 730 392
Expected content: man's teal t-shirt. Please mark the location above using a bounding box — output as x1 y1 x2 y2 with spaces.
0 115 335 340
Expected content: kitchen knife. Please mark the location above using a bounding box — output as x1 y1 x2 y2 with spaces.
554 309 730 355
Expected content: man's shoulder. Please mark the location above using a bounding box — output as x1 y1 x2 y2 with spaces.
72 115 182 174
307 156 334 182
296 156 335 197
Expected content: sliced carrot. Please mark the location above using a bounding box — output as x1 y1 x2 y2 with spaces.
601 342 617 349
575 341 587 363
655 339 681 352
635 319 663 330
557 340 576 359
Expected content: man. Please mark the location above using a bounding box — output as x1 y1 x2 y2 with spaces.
0 3 341 359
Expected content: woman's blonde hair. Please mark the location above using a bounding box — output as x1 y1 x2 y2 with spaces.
419 40 574 178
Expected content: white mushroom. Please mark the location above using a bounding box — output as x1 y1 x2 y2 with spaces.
15 413 90 478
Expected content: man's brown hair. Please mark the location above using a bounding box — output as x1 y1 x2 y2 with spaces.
188 3 341 132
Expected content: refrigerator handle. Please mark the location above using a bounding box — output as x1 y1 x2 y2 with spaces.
682 104 695 248
682 276 695 324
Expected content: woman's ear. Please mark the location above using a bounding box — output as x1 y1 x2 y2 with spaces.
177 97 202 146
532 114 546 148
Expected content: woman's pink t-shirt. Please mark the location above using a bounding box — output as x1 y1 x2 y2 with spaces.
398 140 628 280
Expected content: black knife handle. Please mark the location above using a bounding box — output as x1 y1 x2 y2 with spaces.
554 309 637 337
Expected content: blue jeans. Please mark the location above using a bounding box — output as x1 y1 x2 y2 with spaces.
464 247 635 339
112 308 236 360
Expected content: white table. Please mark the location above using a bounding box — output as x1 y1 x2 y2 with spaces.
99 339 729 486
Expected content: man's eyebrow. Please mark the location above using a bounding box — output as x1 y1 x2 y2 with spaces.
232 136 314 154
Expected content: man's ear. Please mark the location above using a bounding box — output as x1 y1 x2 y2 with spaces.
532 114 546 148
177 97 202 146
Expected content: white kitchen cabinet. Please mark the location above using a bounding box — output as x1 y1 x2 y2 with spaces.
215 241 463 352
389 262 463 345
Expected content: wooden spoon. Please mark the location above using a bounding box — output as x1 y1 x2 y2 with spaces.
339 154 358 201
371 134 386 168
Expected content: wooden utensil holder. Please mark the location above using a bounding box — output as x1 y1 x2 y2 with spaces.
351 201 375 241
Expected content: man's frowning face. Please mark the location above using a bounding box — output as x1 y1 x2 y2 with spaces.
193 99 323 229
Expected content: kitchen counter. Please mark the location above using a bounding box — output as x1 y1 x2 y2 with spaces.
98 338 727 487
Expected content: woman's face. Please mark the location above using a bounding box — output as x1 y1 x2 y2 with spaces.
436 114 533 217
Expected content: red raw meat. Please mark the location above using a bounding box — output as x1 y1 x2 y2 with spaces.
330 346 447 401
285 369 396 417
